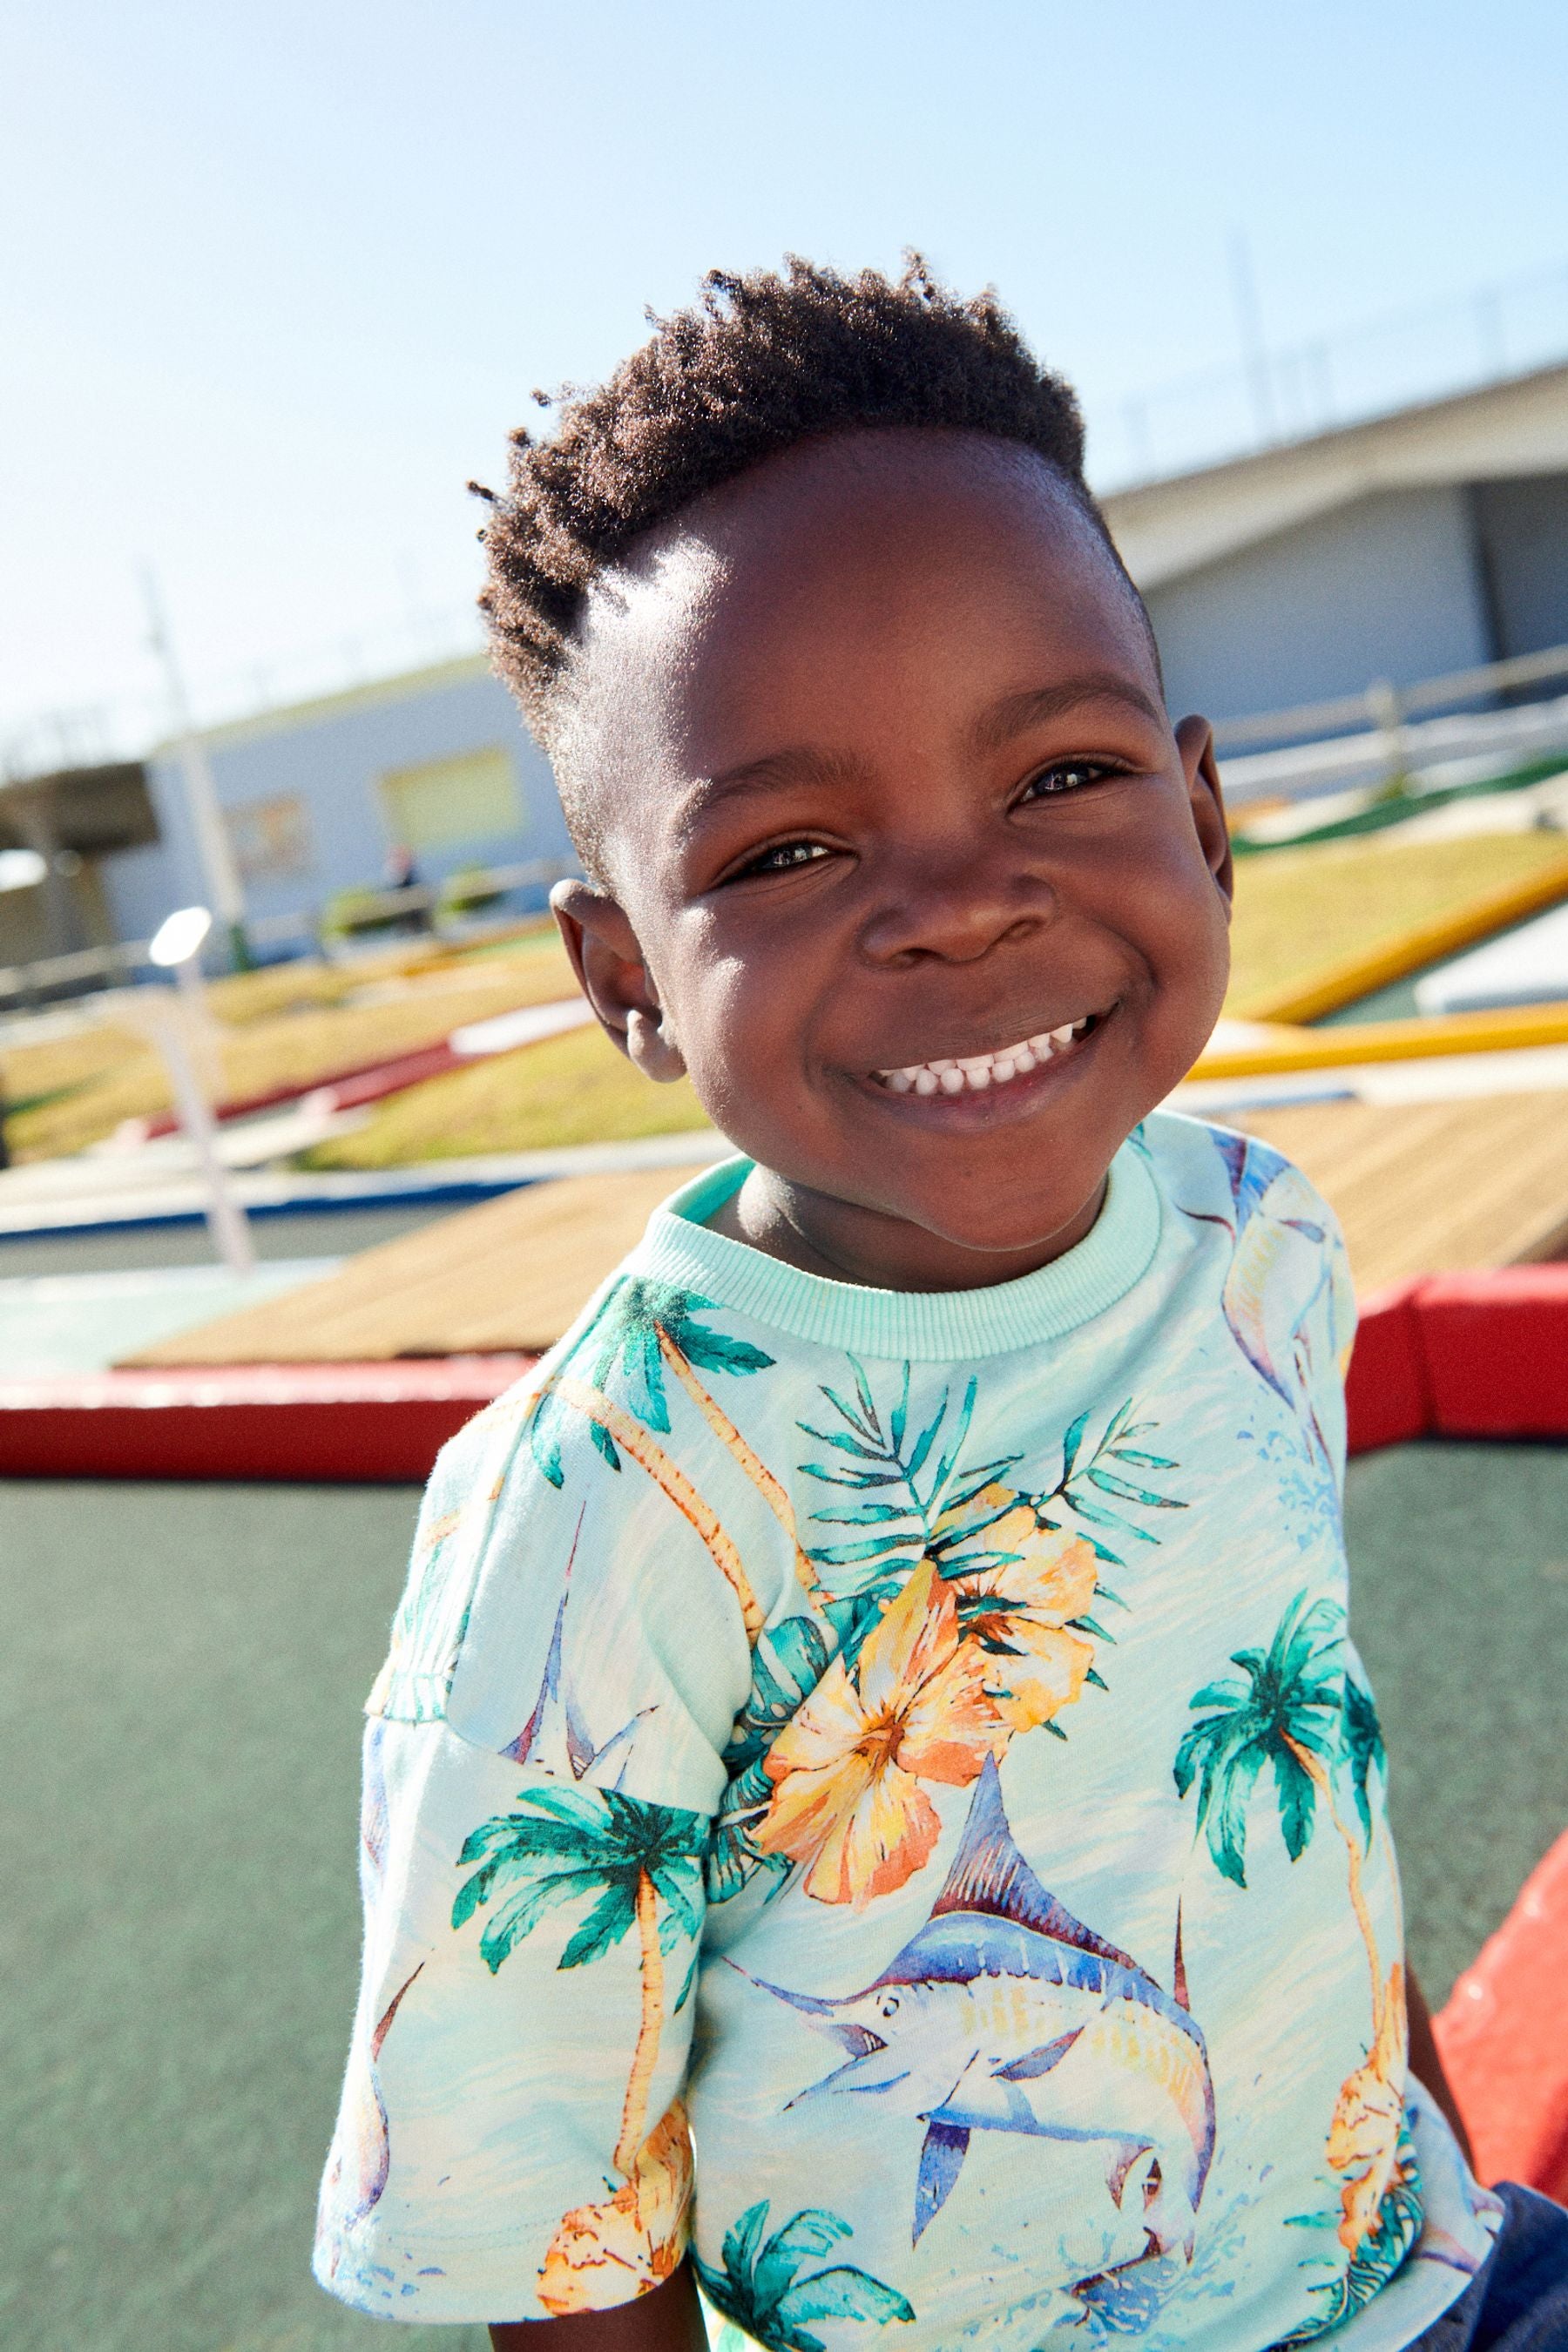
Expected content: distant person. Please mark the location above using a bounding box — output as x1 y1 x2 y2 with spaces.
315 263 1563 2351
383 841 427 931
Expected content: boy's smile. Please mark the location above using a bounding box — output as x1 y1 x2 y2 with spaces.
553 428 1232 1293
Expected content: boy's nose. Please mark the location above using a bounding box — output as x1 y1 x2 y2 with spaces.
857 840 1058 966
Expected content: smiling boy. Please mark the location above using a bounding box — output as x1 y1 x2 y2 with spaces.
316 262 1559 2351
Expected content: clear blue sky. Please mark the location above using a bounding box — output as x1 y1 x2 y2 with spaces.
4 0 1567 749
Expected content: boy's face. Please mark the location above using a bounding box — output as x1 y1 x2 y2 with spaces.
553 429 1232 1289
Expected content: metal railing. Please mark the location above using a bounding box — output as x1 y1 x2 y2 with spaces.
1211 640 1568 756
0 856 572 1009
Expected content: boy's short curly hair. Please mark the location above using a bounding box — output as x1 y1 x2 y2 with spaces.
476 254 1136 766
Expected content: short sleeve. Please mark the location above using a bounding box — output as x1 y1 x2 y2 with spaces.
314 1380 758 2323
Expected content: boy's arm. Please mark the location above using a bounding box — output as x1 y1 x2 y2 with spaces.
1406 1965 1473 2165
490 2263 707 2350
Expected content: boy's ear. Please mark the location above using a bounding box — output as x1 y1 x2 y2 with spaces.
1174 714 1233 909
550 879 688 1082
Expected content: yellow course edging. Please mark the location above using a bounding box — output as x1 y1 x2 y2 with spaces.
1233 851 1568 1024
1193 1001 1568 1080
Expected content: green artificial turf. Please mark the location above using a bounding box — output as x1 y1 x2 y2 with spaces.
0 1478 482 2352
2 1443 1565 2346
1342 1441 1568 2001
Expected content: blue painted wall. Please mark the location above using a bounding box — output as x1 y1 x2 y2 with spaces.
1143 483 1496 727
98 663 573 949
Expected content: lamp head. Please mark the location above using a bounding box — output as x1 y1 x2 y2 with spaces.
149 905 213 968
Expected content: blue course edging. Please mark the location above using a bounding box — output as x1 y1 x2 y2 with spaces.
0 1174 537 1244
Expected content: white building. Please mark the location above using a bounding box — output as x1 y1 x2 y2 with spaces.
1102 358 1568 733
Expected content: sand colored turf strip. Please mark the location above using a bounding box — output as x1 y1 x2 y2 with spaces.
3 1450 1564 2343
1236 1091 1568 1293
125 1166 696 1365
130 1090 1568 1368
1224 829 1568 1017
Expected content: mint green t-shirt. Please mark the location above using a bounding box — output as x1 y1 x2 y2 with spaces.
314 1112 1500 2349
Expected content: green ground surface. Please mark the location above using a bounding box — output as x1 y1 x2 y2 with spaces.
3 1443 1565 2349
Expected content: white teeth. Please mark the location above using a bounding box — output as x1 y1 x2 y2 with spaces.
877 1017 1093 1096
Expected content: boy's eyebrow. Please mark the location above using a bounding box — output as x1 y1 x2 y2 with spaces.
678 746 867 823
970 674 1167 752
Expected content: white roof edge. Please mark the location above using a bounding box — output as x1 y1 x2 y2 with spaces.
1101 358 1568 589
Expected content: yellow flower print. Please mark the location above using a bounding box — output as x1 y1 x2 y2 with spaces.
753 1560 1007 1907
940 1492 1100 1734
538 2099 693 2315
1328 1961 1408 2252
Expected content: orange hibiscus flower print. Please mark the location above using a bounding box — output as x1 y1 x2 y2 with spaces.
753 1560 1006 1907
939 1490 1100 1734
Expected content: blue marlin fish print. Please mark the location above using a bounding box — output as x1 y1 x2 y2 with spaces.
749 1758 1214 2268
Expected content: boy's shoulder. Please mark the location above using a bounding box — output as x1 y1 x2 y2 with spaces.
1139 1106 1346 1252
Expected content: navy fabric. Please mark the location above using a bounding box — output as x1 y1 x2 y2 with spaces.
1409 2186 1568 2350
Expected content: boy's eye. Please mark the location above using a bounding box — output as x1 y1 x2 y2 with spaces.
733 839 832 879
1019 759 1118 801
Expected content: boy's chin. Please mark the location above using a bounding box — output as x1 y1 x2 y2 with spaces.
868 1171 1114 1271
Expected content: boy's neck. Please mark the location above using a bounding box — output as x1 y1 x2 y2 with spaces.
706 1161 1110 1294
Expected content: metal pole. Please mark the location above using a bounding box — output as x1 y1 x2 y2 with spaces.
1364 678 1409 797
1229 230 1277 446
141 569 253 970
164 957 254 1272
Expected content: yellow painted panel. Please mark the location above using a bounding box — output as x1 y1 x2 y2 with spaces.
379 746 523 850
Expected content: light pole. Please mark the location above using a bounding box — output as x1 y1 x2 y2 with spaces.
142 569 253 971
145 904 254 1273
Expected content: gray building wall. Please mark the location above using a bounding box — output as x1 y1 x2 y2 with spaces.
1143 484 1495 725
98 666 572 949
1471 474 1568 659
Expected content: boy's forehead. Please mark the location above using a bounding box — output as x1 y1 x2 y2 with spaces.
558 430 1158 849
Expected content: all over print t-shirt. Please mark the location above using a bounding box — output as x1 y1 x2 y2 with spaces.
314 1112 1500 2350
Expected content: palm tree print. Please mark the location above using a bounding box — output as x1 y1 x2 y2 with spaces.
694 2201 914 2352
530 1279 821 1630
452 1784 706 2185
1174 1595 1416 2274
1173 1594 1385 1997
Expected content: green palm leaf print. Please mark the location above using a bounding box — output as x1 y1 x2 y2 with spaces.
695 2200 914 2352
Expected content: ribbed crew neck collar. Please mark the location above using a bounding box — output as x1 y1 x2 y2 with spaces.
631 1139 1161 1362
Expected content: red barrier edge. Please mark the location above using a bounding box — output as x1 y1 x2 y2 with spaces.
1346 1281 1432 1456
0 1357 536 1482
1415 1264 1568 1440
1436 1828 1568 2200
1 1271 1564 1483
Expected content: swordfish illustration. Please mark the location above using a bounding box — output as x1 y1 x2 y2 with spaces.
749 1761 1215 2261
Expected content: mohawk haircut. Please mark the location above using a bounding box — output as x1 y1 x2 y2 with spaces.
474 255 1146 862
